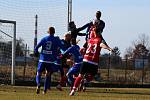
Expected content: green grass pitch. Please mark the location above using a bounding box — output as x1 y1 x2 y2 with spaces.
0 85 150 100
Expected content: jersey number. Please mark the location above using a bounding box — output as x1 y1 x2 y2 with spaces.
86 43 97 54
46 41 52 50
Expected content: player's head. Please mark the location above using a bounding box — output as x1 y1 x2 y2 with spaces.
96 11 101 19
68 21 76 31
64 32 71 41
70 38 76 45
48 27 55 35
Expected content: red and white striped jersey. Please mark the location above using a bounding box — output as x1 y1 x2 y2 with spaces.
83 37 102 65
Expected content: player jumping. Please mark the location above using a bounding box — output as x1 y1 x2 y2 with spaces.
69 13 113 96
62 38 83 91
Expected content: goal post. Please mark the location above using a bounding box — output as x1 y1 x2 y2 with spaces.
0 0 68 85
0 19 16 85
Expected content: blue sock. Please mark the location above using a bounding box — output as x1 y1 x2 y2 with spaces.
36 73 41 87
47 76 51 90
44 75 51 92
68 74 74 86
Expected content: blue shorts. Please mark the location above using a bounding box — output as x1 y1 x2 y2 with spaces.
37 62 54 73
67 63 81 76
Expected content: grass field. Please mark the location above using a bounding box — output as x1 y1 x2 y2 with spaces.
0 85 150 100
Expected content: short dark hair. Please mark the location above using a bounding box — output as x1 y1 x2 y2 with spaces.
96 11 101 18
48 27 55 34
96 11 101 15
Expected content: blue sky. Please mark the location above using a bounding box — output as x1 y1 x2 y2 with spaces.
0 0 150 57
73 0 150 57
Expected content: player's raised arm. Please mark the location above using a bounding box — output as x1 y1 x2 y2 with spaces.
100 35 109 46
100 42 113 52
69 21 92 39
76 22 92 33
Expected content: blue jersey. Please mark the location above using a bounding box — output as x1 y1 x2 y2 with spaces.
60 39 71 51
35 35 64 63
63 45 83 64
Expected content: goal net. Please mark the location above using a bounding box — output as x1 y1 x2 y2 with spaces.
0 0 68 85
0 20 16 85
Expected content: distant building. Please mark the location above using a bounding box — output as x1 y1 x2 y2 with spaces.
134 59 148 69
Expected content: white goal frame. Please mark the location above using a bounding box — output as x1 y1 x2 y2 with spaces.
0 19 16 85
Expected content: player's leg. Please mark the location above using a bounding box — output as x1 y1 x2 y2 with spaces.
80 64 98 92
36 62 45 94
43 71 51 94
55 58 65 79
43 63 53 94
59 58 69 86
66 67 76 87
78 75 86 92
56 65 64 91
45 70 52 91
66 64 80 89
79 73 93 92
36 72 41 94
59 65 65 77
69 73 83 96
70 62 88 96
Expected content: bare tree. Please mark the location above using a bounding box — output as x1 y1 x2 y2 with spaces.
124 34 150 59
133 44 149 59
111 47 121 56
124 46 133 59
133 34 149 48
16 38 26 56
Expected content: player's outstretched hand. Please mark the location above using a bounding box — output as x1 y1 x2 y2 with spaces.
108 48 114 53
110 48 115 53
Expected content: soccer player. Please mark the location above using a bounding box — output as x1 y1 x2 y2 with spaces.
55 33 72 90
34 27 64 94
63 38 83 90
68 21 91 40
47 47 64 91
69 20 113 96
61 33 71 50
60 33 71 70
87 10 108 46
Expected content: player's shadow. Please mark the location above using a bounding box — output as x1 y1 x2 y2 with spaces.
85 89 150 96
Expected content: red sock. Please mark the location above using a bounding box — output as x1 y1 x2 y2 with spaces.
73 76 82 90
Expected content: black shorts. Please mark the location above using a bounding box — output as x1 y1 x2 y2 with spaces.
80 62 98 76
61 57 70 68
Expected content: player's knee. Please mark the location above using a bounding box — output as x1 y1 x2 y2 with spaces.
78 74 83 78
